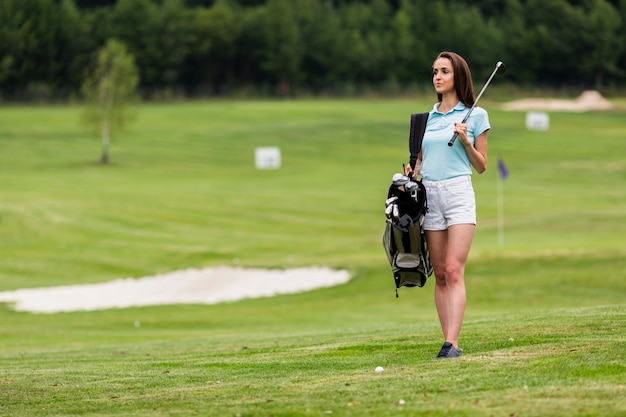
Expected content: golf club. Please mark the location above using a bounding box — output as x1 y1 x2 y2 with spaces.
448 61 506 147
405 181 419 193
385 196 398 206
392 173 410 186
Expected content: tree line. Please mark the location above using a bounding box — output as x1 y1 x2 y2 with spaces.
1 0 625 101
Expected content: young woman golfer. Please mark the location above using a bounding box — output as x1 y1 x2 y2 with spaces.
405 51 490 359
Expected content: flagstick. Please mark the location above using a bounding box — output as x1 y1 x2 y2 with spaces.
497 174 504 246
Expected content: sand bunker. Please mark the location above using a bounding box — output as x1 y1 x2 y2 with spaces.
0 266 350 314
501 90 613 112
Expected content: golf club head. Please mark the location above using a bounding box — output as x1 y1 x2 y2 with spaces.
392 173 410 186
405 181 419 193
385 196 398 207
496 61 506 75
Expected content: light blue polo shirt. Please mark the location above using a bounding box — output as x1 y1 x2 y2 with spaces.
420 102 490 181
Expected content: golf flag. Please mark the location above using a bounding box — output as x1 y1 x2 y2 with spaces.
498 157 509 180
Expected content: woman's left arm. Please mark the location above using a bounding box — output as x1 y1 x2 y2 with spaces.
465 130 488 174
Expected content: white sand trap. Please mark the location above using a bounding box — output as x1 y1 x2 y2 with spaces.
501 90 614 112
0 266 350 314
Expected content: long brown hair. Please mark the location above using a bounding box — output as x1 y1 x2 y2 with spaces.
434 51 475 108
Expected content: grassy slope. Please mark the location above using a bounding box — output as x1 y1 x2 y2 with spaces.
0 99 625 416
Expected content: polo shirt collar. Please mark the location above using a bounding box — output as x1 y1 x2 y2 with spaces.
432 101 466 115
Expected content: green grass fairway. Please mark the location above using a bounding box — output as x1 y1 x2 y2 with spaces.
0 99 625 416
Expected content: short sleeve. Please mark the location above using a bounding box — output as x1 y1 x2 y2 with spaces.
471 107 490 138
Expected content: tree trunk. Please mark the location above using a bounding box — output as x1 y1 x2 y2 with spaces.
101 117 110 164
595 68 604 90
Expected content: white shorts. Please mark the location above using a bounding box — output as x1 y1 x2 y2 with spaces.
422 175 476 231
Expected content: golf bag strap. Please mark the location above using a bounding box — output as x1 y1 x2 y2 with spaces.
409 112 429 170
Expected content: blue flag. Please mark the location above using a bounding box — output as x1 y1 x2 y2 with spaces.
498 158 509 180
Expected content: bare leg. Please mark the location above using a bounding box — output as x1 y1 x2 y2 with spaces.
426 224 475 349
426 230 450 340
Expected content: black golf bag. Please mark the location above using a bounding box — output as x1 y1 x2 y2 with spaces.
382 177 433 297
382 112 433 297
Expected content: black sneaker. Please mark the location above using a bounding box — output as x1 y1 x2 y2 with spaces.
436 342 461 359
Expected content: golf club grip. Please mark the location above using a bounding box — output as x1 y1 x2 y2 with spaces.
448 132 459 146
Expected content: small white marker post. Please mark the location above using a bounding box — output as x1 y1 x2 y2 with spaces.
526 112 550 131
255 147 281 170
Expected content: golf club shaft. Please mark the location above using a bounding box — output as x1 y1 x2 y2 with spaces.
448 62 504 147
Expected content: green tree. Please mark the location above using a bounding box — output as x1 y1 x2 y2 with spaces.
185 0 240 93
82 39 139 164
498 0 533 84
155 0 193 89
113 0 159 90
334 1 392 85
364 0 394 83
580 0 623 88
448 4 504 80
618 0 626 79
0 0 59 97
294 0 343 91
3 0 626 98
521 0 586 85
391 0 428 84
233 6 265 89
261 0 302 91
57 0 95 96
